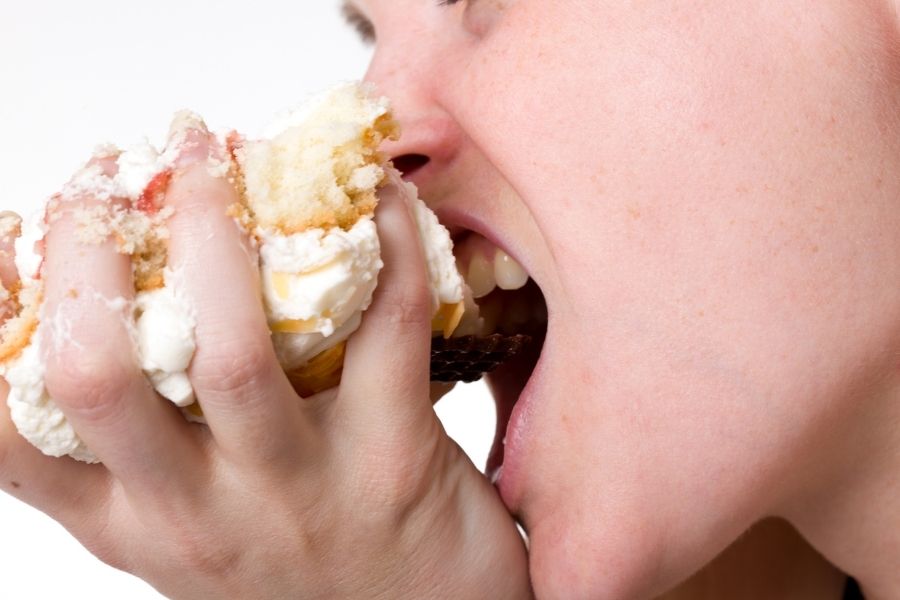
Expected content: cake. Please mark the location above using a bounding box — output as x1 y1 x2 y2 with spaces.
0 83 526 463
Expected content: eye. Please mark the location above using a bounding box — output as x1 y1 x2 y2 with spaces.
342 2 375 44
439 0 504 36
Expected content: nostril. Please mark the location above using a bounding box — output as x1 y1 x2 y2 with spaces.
391 154 430 178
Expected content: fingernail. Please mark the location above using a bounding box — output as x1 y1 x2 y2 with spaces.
166 110 211 168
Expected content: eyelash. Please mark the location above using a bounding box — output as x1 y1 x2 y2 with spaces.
342 4 376 43
343 0 462 44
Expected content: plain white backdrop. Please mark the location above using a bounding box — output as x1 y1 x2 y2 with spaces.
0 1 495 597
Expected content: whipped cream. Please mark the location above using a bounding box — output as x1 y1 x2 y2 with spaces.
260 188 465 373
3 325 97 463
405 180 464 311
260 216 382 370
135 269 197 407
15 209 45 283
260 217 382 332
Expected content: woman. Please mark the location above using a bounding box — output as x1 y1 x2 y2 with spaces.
1 0 898 597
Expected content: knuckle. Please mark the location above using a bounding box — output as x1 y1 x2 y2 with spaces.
171 526 240 578
76 508 129 573
84 534 128 572
192 336 272 397
380 283 432 328
44 350 133 418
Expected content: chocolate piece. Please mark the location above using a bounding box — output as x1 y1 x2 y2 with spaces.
430 334 532 383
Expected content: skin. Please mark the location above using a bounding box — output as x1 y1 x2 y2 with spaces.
0 0 898 598
361 0 900 597
0 134 531 598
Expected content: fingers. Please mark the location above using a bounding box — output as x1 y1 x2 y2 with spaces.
163 119 312 466
0 379 112 528
341 181 434 431
41 156 202 490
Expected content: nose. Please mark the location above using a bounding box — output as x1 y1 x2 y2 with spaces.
363 34 462 181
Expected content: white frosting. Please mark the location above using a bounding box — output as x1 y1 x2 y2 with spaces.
14 209 45 283
113 112 205 199
261 189 464 372
114 140 167 199
404 180 464 312
260 216 381 325
2 326 98 463
272 312 362 372
135 269 197 407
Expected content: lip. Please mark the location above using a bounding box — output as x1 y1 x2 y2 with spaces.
433 206 491 241
433 204 550 510
394 158 433 189
494 337 548 511
433 205 537 284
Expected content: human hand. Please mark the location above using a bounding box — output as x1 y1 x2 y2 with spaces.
0 124 531 599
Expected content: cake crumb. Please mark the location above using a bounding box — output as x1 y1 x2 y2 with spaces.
0 211 22 244
0 283 41 363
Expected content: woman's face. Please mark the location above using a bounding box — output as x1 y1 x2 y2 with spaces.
350 0 900 596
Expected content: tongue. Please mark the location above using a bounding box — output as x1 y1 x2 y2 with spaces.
485 327 544 476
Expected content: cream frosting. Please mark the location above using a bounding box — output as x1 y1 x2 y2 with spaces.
2 325 98 463
135 269 197 407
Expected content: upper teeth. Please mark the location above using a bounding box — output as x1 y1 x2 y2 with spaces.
456 235 530 298
494 249 529 290
467 253 496 298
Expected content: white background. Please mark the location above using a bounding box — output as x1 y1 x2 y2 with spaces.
0 2 495 597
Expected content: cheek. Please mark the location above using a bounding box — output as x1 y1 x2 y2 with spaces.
455 0 900 298
466 0 900 595
458 0 900 446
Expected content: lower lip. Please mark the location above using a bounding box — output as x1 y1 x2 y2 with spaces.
495 348 547 510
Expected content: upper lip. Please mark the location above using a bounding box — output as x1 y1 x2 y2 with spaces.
435 206 531 274
437 207 480 245
393 158 547 303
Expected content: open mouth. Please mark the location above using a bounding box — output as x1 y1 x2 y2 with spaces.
394 153 548 479
449 229 548 479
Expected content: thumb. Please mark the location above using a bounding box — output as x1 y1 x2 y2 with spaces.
341 179 434 430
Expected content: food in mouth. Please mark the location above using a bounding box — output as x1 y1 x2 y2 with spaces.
0 84 541 463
